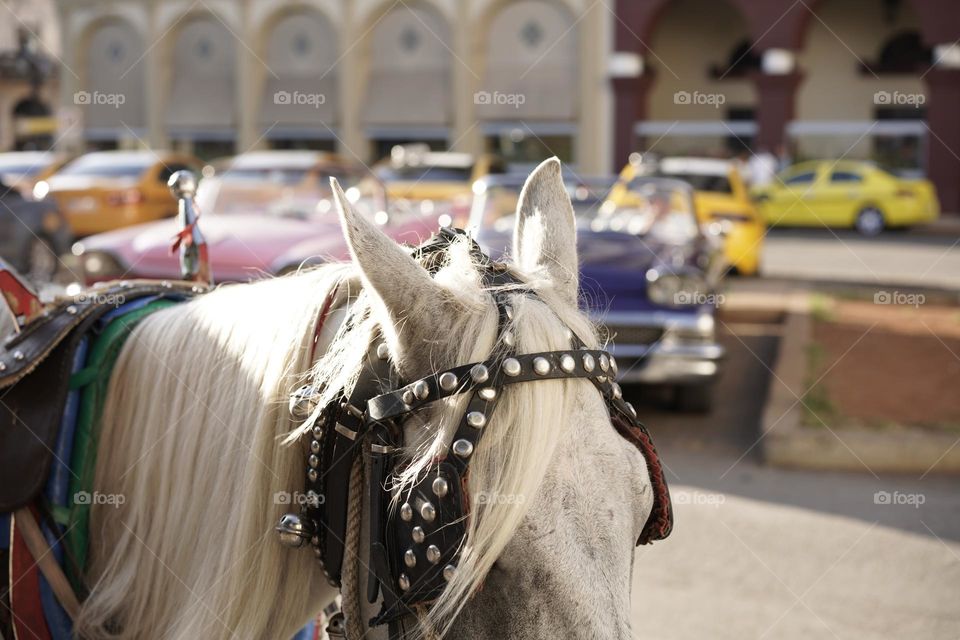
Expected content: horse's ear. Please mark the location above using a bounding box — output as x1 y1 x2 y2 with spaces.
513 157 579 304
331 178 444 325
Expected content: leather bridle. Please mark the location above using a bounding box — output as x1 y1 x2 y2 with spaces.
276 228 673 636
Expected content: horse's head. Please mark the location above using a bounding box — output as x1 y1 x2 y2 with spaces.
323 157 659 638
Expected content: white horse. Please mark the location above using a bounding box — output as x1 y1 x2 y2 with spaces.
76 158 656 639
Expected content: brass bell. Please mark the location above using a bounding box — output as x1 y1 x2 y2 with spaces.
276 513 314 548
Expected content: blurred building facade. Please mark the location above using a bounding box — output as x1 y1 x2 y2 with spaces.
25 0 960 210
613 0 960 211
53 0 611 172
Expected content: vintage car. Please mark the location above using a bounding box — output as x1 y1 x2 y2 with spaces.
609 154 764 276
69 153 442 285
752 159 939 235
39 151 202 237
366 144 506 227
470 174 725 411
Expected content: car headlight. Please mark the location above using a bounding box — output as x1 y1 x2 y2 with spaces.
78 249 127 280
646 269 708 307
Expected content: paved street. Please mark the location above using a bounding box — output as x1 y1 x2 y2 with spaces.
627 322 960 639
761 229 960 291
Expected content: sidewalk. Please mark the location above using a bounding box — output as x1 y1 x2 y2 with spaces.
631 488 960 640
909 214 960 237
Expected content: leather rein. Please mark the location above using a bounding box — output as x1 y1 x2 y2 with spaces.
275 228 673 637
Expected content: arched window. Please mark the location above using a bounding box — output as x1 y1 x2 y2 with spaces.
479 0 579 166
260 9 338 150
362 4 453 157
83 19 146 142
165 15 236 156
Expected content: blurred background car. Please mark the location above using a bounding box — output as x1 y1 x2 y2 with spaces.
471 173 725 412
0 174 70 284
69 151 444 284
368 144 506 227
609 154 765 276
752 159 939 235
38 150 201 236
0 151 68 199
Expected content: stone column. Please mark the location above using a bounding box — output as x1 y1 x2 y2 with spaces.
338 2 366 163
610 54 652 168
753 48 802 153
924 43 960 213
236 1 259 152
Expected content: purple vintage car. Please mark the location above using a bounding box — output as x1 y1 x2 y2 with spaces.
469 174 725 411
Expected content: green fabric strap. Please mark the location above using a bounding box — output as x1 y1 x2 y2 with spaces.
63 299 177 591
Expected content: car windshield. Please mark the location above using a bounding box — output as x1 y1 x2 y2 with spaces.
474 178 698 244
375 165 472 183
0 162 46 178
656 172 732 193
59 156 153 178
218 167 311 185
196 170 372 219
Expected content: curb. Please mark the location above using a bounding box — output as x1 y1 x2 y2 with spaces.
759 291 960 474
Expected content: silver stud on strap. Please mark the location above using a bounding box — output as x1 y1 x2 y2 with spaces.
66 305 77 315
443 564 457 581
420 501 436 522
404 549 417 568
505 305 514 320
399 574 410 591
599 354 610 372
611 382 623 400
376 342 389 360
439 372 458 392
453 439 474 458
470 364 489 383
560 354 575 373
582 354 595 372
413 380 430 400
432 477 449 498
402 390 414 405
308 454 320 468
466 411 486 428
503 331 515 347
610 356 618 375
13 351 24 362
426 544 441 564
478 387 496 401
310 440 320 454
625 402 637 419
412 526 425 543
533 357 551 376
502 358 521 377
400 502 413 521
307 468 318 483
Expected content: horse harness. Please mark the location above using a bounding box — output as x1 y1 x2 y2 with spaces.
275 229 674 636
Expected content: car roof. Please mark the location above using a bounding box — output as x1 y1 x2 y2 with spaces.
659 157 732 176
0 151 59 165
386 145 475 169
64 151 176 167
225 151 343 170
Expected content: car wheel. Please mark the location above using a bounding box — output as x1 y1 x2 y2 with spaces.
24 235 59 284
673 384 713 413
854 207 885 236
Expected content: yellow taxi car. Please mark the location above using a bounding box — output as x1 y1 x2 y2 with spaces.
608 155 764 275
40 151 201 236
752 160 939 236
368 144 506 226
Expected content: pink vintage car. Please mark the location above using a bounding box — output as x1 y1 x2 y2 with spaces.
68 152 447 284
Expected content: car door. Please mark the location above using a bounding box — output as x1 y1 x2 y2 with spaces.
768 167 821 226
814 168 866 225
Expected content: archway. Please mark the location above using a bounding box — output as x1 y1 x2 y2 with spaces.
642 0 756 158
